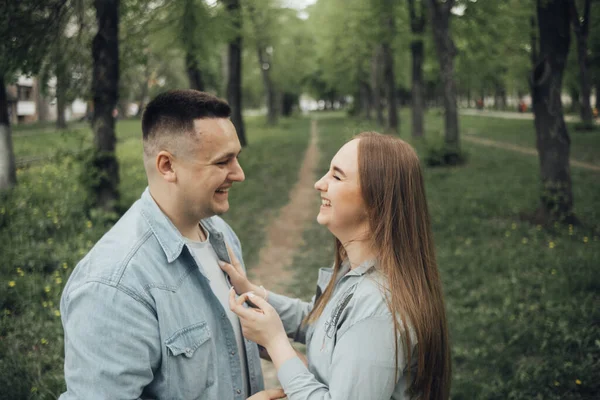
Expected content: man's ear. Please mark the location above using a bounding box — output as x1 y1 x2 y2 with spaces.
156 151 177 183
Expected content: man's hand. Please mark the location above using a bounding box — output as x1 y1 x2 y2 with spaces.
247 388 287 399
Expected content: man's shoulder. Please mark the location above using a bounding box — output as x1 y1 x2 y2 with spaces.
64 202 165 294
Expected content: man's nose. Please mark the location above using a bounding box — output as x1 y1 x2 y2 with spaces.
230 158 245 182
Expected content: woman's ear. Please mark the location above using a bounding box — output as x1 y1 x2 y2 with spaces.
156 151 177 183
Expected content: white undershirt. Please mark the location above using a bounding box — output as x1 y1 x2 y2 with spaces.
186 230 249 397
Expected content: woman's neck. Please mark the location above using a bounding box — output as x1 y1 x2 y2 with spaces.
342 239 376 270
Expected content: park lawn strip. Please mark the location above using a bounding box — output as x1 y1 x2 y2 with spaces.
286 113 599 400
458 114 600 166
0 115 310 398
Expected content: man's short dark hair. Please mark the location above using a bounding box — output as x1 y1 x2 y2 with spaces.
142 90 231 143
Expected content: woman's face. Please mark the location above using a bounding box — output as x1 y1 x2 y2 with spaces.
314 139 368 240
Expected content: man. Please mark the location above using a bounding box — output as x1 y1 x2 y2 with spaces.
59 90 265 399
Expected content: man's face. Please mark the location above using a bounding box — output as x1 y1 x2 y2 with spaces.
173 118 244 220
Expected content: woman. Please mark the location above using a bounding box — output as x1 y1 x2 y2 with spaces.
223 132 451 400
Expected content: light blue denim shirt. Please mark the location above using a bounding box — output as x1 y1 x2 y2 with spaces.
267 260 418 400
59 188 264 399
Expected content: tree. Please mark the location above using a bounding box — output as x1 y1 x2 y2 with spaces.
0 0 67 190
379 0 399 133
568 0 594 128
224 0 247 146
246 1 278 125
408 0 426 137
427 0 461 162
91 0 120 211
531 0 576 224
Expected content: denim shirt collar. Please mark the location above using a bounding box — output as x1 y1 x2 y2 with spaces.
139 187 229 264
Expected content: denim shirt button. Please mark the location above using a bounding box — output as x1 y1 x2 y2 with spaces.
236 389 241 394
230 350 236 356
185 348 193 357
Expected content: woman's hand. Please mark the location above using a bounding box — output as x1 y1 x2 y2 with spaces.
229 289 297 369
220 243 260 296
229 289 287 349
247 388 287 399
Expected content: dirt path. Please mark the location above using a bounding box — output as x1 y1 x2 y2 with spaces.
249 119 320 389
463 135 600 172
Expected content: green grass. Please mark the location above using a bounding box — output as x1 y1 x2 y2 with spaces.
0 116 311 399
458 114 600 165
286 112 600 399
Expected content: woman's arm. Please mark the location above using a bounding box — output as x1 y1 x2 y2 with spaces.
230 293 406 400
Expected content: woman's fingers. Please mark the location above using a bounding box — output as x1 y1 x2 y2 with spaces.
264 388 286 399
242 292 274 313
225 242 243 271
229 289 264 318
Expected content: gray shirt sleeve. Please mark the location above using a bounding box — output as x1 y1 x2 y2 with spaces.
267 291 315 344
60 281 160 400
277 316 405 400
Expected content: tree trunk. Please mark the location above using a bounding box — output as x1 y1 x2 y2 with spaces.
408 0 426 137
225 0 246 146
568 0 593 126
258 47 277 126
371 46 384 127
359 80 372 119
411 40 425 137
0 75 17 190
428 0 460 159
56 67 67 129
92 0 120 211
569 86 580 114
186 52 204 91
281 92 296 117
532 0 575 224
382 12 398 134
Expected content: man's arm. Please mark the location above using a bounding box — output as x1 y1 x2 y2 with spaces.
60 281 160 400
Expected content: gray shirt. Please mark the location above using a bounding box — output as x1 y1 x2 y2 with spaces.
268 260 418 400
187 231 249 397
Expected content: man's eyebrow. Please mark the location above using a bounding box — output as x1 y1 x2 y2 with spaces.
333 166 346 177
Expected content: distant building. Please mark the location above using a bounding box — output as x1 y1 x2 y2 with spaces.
4 75 88 124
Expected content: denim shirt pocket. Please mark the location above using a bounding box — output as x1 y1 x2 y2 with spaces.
165 321 215 398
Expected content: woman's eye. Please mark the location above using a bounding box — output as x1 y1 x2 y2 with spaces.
333 175 341 181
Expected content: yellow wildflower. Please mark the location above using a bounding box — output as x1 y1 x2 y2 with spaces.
62 262 68 269
554 381 559 387
549 242 555 249
54 310 61 317
8 281 15 288
521 238 528 244
583 237 589 243
55 277 62 285
42 301 48 308
40 338 48 345
44 286 51 293
575 379 582 385
86 220 93 229
16 268 24 277
511 223 517 230
551 269 557 275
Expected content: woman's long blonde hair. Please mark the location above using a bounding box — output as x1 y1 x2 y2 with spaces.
305 132 451 399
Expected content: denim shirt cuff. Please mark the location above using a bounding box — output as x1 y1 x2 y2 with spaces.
277 356 308 389
266 291 288 311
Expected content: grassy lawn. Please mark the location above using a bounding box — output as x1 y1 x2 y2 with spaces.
458 114 600 166
286 112 599 399
0 116 311 398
